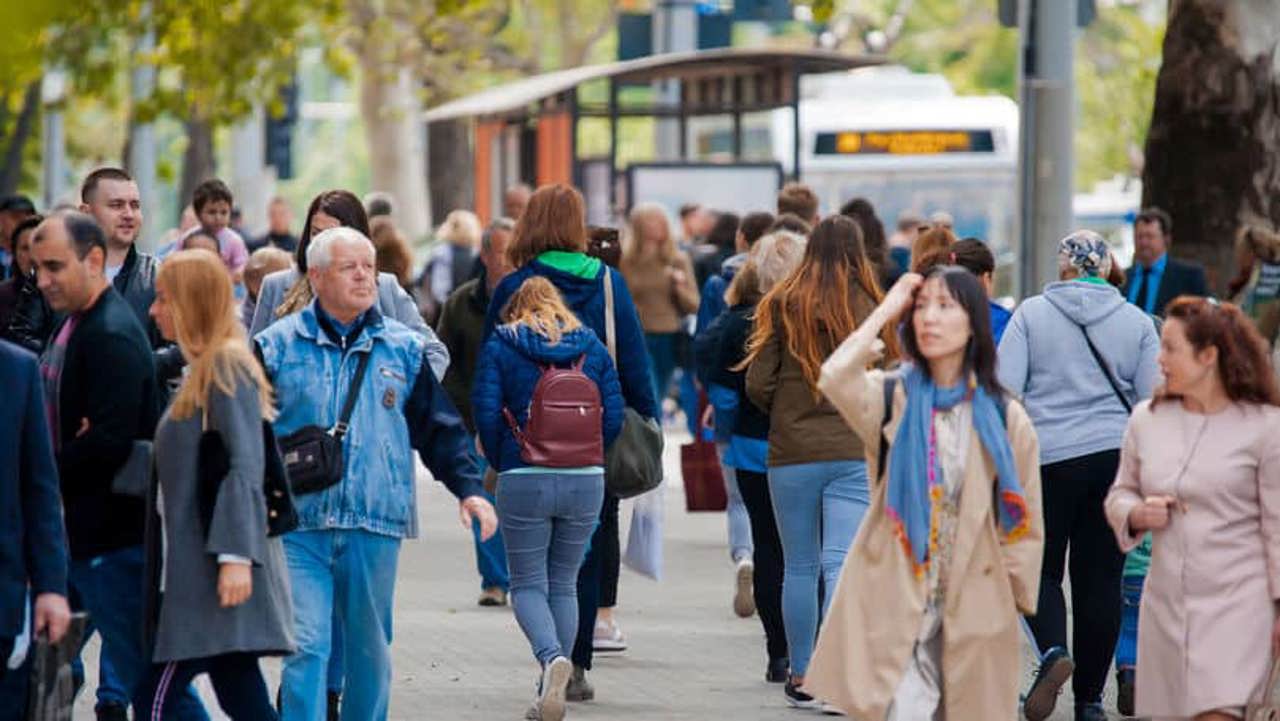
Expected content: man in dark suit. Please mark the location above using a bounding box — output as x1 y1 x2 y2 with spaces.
1123 207 1209 316
0 339 71 720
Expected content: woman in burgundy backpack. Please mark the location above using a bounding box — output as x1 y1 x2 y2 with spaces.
473 276 624 721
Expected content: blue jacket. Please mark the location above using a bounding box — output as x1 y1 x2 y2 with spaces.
485 257 658 421
694 252 748 340
473 324 624 472
255 301 483 539
0 341 68 638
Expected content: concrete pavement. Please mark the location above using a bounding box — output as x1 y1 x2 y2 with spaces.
75 429 1120 720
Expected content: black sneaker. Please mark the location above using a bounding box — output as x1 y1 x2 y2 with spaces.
785 678 820 710
1023 646 1073 721
766 657 789 684
1116 667 1135 717
1075 702 1106 721
327 690 341 721
96 703 128 721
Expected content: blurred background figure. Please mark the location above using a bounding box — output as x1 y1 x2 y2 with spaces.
371 217 414 293
503 184 532 221
418 210 482 325
364 191 394 221
250 197 298 253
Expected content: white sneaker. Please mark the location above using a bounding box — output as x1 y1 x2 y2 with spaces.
592 619 627 652
538 657 572 721
733 558 756 618
819 701 847 716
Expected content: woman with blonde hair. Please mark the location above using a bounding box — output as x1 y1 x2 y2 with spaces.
621 202 700 404
484 184 658 696
472 276 624 721
137 249 294 719
743 215 892 707
420 209 483 323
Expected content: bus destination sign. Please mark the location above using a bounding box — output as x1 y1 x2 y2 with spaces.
814 129 996 156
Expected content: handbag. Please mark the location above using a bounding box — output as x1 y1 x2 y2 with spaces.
24 613 88 721
278 351 371 496
111 440 153 498
1246 661 1280 720
680 437 726 512
601 268 665 499
198 407 300 539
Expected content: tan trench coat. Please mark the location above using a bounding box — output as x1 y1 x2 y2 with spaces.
804 327 1044 721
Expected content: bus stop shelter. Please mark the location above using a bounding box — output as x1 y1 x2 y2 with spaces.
423 47 885 223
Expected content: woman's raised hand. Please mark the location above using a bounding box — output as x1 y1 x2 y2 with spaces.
881 272 924 320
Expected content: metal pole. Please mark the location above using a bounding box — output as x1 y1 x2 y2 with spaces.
40 72 68 210
1018 0 1076 298
128 8 159 251
731 77 743 161
652 0 697 160
608 80 619 215
791 67 802 181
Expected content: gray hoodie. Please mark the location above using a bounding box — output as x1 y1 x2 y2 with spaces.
997 280 1160 465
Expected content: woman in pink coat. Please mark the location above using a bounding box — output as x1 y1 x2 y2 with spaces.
1106 296 1280 721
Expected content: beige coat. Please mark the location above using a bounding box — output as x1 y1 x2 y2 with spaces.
1105 400 1280 718
804 327 1044 721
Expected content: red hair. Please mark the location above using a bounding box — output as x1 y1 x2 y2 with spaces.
1154 296 1280 407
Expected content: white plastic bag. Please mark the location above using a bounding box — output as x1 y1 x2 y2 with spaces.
622 484 665 580
7 588 30 670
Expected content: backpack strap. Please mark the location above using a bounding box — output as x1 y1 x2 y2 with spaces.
603 268 617 364
877 374 897 482
572 354 586 371
502 407 528 444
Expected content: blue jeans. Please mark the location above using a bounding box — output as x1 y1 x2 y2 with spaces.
473 487 510 592
715 443 753 563
645 333 678 407
1115 574 1143 669
281 529 400 721
497 471 604 665
68 545 209 719
768 460 871 677
69 585 129 709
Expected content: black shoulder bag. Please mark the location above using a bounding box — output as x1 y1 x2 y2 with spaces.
198 412 299 539
278 351 372 496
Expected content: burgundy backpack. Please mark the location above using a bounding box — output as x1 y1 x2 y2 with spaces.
503 355 605 467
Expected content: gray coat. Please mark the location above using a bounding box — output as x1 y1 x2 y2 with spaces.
250 269 450 379
148 376 295 662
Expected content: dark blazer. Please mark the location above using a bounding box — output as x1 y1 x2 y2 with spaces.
1124 256 1209 317
0 341 69 639
53 287 158 561
436 275 490 434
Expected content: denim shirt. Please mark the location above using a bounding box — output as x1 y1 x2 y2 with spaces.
256 300 482 539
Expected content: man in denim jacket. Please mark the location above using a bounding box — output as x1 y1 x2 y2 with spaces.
256 226 497 721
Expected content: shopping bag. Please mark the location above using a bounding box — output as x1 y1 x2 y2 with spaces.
622 485 665 580
681 438 727 512
25 613 88 721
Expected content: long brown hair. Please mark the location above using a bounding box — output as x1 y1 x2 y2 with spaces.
158 250 276 421
1155 296 1280 407
501 276 583 345
508 184 588 268
623 203 676 266
741 215 893 395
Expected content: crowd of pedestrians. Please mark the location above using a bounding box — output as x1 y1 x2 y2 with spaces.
2 165 1280 721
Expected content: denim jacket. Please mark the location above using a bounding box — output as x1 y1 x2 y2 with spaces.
256 300 483 539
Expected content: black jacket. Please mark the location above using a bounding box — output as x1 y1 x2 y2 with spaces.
435 275 489 434
0 270 55 353
1123 256 1209 317
52 287 158 560
112 244 185 389
695 303 768 440
0 341 68 638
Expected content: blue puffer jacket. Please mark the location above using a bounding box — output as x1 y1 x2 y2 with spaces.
485 256 658 421
473 324 624 473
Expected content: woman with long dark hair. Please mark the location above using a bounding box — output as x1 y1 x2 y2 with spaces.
804 267 1044 720
248 191 447 379
1105 297 1280 721
741 214 888 708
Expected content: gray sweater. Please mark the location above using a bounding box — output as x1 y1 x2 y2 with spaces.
997 280 1160 465
149 376 294 662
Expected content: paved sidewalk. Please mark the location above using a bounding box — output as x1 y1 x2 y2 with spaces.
75 430 1119 720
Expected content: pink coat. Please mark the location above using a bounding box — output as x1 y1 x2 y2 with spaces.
1105 399 1280 718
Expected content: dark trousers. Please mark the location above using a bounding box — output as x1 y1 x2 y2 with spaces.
599 494 620 609
1025 449 1125 707
571 492 619 670
736 469 788 662
0 636 28 721
136 652 275 721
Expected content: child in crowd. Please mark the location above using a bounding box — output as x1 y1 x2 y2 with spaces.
184 179 248 282
240 246 293 331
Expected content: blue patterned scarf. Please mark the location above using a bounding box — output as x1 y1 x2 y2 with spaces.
885 365 1029 575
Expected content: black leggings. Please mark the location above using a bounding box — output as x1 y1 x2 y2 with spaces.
571 492 619 669
599 493 621 608
135 652 275 721
736 469 787 662
1025 449 1125 707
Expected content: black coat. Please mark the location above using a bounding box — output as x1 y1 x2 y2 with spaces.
1124 256 1209 317
694 304 769 440
51 287 158 560
0 341 68 638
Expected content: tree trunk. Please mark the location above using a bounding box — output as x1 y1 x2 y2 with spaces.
427 118 473 222
180 117 215 221
1141 0 1280 293
359 54 431 240
0 81 41 197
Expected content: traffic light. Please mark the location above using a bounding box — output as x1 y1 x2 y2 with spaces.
264 81 299 180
